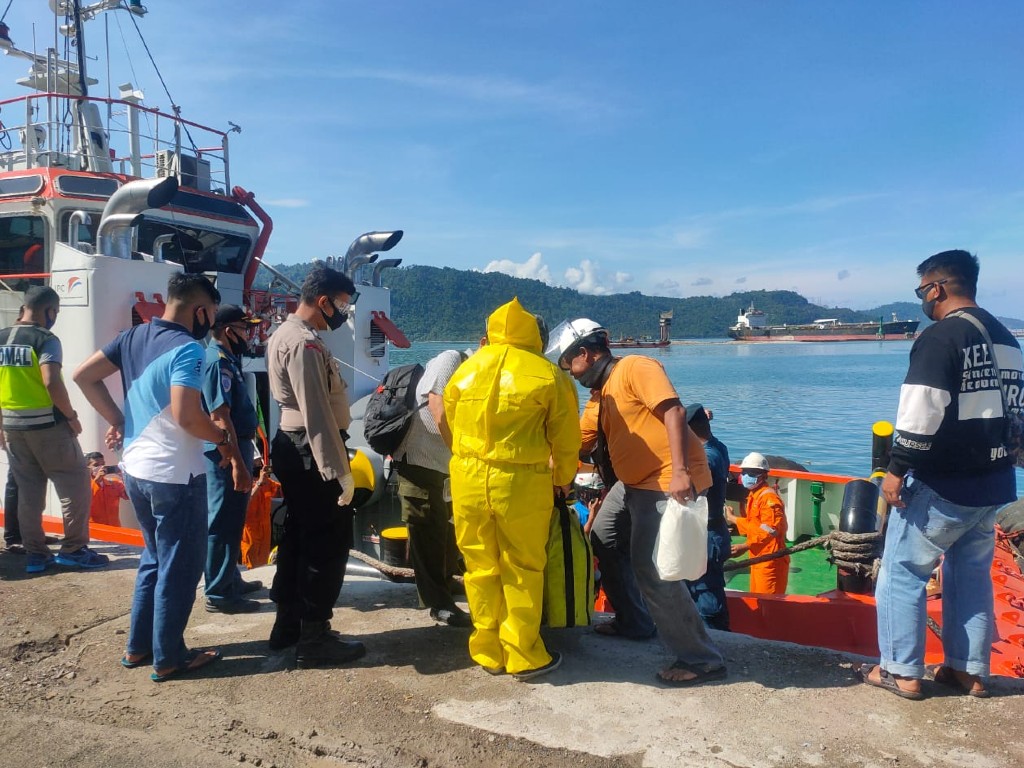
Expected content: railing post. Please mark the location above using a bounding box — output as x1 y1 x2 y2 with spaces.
222 133 230 193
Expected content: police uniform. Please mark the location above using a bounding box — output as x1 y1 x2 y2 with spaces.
201 338 259 604
0 323 91 558
265 314 353 644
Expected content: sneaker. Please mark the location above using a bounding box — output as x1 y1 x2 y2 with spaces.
429 607 472 628
26 553 55 574
295 621 366 668
4 543 25 555
54 546 109 569
512 651 562 681
205 598 261 614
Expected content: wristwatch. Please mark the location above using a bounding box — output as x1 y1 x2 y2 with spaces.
216 428 232 447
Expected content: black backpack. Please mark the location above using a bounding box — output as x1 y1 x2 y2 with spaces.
362 363 427 456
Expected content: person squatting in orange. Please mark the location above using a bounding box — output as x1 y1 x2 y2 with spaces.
85 451 127 527
241 459 280 569
726 452 789 595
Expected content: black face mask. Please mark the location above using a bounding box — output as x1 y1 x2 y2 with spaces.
44 309 57 330
192 308 211 340
321 303 347 331
921 296 939 321
576 354 617 390
227 332 249 357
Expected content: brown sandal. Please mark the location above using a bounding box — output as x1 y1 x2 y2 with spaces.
930 665 990 698
856 664 924 700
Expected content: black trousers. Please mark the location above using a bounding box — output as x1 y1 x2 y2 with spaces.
4 467 20 546
394 461 460 611
269 430 353 623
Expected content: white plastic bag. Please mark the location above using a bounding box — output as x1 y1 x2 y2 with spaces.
653 496 708 581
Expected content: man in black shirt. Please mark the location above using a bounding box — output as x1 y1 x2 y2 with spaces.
859 250 1021 700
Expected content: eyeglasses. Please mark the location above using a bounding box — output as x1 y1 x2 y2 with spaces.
331 291 359 315
914 279 948 300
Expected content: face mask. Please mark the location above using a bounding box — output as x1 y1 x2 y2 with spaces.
321 301 347 331
227 332 249 358
576 353 616 389
920 296 938 321
192 307 211 340
741 474 761 490
44 309 57 330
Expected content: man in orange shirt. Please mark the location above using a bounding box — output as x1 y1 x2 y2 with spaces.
550 319 726 687
85 451 127 527
726 452 789 594
241 459 279 569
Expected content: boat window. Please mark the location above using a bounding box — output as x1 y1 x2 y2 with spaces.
0 175 45 198
54 175 121 199
136 221 252 274
0 214 46 290
58 210 103 246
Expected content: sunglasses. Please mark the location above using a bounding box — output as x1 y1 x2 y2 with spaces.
914 279 948 300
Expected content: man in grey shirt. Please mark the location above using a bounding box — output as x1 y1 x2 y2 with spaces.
393 349 470 627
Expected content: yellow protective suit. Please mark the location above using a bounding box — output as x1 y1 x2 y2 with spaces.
444 298 581 674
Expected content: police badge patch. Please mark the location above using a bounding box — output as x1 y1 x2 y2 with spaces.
221 371 233 393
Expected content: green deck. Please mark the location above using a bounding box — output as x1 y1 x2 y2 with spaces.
724 536 837 596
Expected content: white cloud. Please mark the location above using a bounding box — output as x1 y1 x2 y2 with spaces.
614 272 633 286
654 278 682 296
691 277 713 286
837 269 851 281
483 252 552 283
735 276 747 284
563 259 610 295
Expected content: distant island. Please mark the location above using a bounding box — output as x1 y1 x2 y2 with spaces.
255 263 1024 342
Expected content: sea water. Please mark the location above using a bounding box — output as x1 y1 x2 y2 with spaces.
391 339 1023 489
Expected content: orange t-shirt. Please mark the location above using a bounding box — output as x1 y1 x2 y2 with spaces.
241 476 280 569
593 356 711 493
90 474 127 527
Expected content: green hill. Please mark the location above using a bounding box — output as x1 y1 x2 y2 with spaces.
254 263 1021 340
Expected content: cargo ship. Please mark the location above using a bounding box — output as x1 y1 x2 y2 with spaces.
728 304 919 342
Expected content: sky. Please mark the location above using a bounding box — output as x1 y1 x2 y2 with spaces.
5 2 1024 316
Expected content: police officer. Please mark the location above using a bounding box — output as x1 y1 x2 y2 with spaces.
266 264 365 668
0 286 106 573
202 305 264 613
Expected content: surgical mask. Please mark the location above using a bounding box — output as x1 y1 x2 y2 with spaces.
227 333 249 358
576 354 616 389
741 474 761 490
192 308 211 340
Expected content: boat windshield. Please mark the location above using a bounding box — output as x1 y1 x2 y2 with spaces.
0 214 46 289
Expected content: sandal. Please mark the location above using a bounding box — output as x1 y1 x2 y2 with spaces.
929 665 990 698
120 652 152 669
151 648 221 683
656 660 728 687
855 664 924 700
594 620 620 637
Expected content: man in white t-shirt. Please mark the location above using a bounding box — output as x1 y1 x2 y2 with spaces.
392 349 470 627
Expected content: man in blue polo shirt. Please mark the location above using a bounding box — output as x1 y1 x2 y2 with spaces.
74 274 251 682
201 304 263 614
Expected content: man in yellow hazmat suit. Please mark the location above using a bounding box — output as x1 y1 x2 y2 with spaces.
444 298 581 680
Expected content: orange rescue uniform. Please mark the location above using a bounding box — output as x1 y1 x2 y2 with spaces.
90 473 127 527
735 484 789 594
241 474 280 569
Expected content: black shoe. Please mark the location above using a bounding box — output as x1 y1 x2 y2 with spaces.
268 621 301 651
513 651 562 681
3 543 25 555
205 598 261 614
430 607 472 628
238 579 264 594
295 621 366 668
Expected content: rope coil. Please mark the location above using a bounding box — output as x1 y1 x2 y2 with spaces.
723 529 883 582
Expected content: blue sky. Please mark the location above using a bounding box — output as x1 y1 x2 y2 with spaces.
6 2 1024 316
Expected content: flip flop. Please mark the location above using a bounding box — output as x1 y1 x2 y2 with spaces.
929 665 990 698
656 660 728 687
120 652 152 669
150 648 222 683
856 664 924 700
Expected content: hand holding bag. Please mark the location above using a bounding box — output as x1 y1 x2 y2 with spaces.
654 495 709 581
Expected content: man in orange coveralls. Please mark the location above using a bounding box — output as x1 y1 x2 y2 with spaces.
241 458 279 569
85 451 127 527
726 452 789 594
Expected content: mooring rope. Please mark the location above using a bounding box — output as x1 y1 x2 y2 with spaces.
723 529 883 581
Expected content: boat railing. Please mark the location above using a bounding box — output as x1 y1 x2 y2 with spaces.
0 92 231 193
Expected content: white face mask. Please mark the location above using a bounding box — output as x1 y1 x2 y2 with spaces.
741 474 761 490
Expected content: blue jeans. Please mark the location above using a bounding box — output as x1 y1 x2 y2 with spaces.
876 474 1000 679
125 473 208 671
204 443 254 602
685 518 731 631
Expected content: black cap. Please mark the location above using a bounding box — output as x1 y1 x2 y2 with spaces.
214 304 260 328
686 403 709 425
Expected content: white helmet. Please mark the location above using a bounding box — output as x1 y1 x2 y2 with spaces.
545 318 608 364
740 452 770 472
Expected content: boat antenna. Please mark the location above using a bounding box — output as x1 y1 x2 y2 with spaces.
71 0 88 97
123 8 199 155
0 1 13 24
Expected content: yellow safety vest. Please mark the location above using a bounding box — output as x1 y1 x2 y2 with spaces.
0 324 59 430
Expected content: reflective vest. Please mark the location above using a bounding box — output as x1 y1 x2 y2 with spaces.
0 324 59 430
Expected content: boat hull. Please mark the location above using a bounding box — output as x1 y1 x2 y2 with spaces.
729 321 919 342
